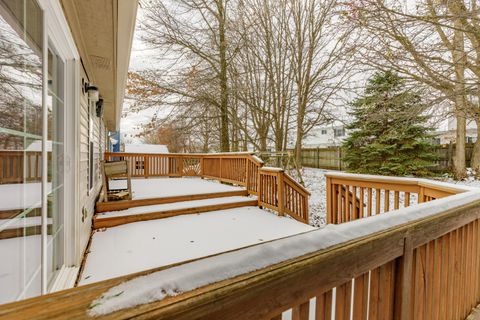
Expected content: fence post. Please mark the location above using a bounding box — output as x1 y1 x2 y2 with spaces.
277 171 285 216
393 234 413 320
200 157 204 178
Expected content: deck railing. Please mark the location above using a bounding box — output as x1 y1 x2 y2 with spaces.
258 167 310 223
2 175 479 319
326 172 464 224
103 152 308 221
104 152 264 195
0 151 43 184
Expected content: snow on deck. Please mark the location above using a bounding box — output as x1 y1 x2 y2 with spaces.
80 207 315 285
96 196 257 219
109 177 244 200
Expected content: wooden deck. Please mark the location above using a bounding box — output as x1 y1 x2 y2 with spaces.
2 153 480 319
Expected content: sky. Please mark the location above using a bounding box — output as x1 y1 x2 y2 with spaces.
120 1 465 145
120 6 157 143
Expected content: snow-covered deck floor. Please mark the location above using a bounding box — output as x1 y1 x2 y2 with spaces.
80 207 316 285
110 177 244 200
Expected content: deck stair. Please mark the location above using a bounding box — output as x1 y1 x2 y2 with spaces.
93 194 257 229
95 189 248 213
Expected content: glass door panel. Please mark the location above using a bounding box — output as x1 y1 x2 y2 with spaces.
0 0 44 303
47 47 64 284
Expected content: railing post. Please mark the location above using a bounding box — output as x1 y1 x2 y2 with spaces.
277 171 285 216
258 169 263 208
144 155 149 178
419 186 425 203
245 159 250 193
200 157 204 178
393 234 413 320
220 158 223 179
326 176 332 224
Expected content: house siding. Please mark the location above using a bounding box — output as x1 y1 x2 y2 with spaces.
78 69 104 254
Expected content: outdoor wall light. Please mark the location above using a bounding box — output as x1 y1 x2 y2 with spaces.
87 85 100 103
96 98 104 117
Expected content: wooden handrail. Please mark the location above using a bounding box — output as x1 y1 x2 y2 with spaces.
258 167 310 223
325 172 467 224
2 188 480 319
103 152 306 221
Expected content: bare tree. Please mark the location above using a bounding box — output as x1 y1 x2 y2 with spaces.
141 0 234 151
345 0 480 178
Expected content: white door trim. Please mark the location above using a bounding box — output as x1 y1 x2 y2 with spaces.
37 0 81 291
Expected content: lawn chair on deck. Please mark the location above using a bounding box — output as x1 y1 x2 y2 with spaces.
101 160 132 202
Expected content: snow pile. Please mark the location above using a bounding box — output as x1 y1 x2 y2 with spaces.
88 189 480 316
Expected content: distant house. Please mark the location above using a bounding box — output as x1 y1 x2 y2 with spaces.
434 118 477 145
303 123 349 148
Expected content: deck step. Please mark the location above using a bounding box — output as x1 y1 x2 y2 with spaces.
95 189 249 213
93 196 258 229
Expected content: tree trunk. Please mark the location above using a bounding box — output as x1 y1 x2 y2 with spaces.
471 119 480 176
452 17 467 180
294 127 303 169
454 113 467 179
218 0 230 152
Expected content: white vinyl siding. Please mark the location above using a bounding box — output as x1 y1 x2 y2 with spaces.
78 69 104 253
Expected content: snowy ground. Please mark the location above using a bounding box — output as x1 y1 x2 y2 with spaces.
437 168 480 188
80 207 315 285
109 177 243 200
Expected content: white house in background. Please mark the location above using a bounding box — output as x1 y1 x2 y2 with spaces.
433 117 478 145
303 123 349 148
0 0 138 304
124 144 169 154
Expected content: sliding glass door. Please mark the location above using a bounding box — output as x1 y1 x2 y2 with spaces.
47 46 65 284
0 0 68 303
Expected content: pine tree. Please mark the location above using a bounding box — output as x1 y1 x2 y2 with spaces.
342 71 436 176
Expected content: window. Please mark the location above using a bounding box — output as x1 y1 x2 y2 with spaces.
0 0 44 303
467 136 476 144
334 128 345 137
321 129 327 135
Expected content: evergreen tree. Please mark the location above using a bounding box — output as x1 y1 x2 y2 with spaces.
343 71 436 176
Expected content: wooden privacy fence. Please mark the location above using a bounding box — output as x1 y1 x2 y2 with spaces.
104 152 308 222
2 175 479 319
0 151 44 184
300 144 475 172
